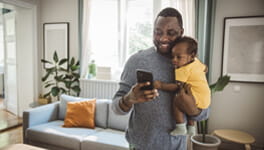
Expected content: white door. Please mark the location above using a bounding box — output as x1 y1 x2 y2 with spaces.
3 10 18 115
15 7 35 116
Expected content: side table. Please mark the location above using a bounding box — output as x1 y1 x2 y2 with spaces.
213 129 255 150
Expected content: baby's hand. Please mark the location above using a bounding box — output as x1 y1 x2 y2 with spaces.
154 80 162 89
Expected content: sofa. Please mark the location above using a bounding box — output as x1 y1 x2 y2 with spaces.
23 94 130 150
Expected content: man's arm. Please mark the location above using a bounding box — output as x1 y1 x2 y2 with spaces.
113 82 159 114
119 95 133 112
112 81 133 115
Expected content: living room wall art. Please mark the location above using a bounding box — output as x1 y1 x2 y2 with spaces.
43 22 69 69
222 16 264 83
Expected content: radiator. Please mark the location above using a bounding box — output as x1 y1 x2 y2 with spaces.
80 79 119 99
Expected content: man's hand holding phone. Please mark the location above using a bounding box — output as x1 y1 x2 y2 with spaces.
122 70 159 106
136 70 154 90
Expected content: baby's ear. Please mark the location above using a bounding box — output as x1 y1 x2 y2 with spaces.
204 65 208 73
191 52 196 58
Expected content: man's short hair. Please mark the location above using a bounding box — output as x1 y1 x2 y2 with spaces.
175 36 198 56
155 7 183 29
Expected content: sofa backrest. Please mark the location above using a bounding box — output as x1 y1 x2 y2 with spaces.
107 103 130 131
59 94 131 131
59 94 109 128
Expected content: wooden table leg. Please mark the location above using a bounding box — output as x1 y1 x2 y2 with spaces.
245 144 251 150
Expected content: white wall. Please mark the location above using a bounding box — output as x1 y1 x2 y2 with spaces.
18 0 37 4
38 0 79 94
209 0 264 147
39 0 79 59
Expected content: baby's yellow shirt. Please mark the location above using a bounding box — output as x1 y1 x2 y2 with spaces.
175 58 211 109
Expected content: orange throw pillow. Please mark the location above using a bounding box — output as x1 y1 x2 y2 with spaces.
63 99 96 128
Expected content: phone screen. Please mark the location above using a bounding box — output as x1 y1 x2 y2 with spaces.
136 69 154 90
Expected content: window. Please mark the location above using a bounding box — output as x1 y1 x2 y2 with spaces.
89 0 153 69
84 0 195 80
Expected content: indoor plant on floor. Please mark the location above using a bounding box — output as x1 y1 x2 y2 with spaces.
41 51 81 103
191 75 230 150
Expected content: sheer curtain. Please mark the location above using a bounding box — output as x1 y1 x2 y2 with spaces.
80 0 91 78
162 0 196 37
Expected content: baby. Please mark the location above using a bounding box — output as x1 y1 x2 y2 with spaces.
154 36 210 136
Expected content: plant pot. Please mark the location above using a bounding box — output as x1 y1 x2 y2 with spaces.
191 134 221 150
38 98 51 105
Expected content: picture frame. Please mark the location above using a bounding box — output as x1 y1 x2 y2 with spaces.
222 16 264 83
43 22 69 69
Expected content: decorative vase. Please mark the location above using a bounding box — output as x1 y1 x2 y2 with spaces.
88 60 96 78
191 134 221 150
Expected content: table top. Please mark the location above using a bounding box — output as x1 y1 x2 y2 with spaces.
213 129 255 144
1 144 47 150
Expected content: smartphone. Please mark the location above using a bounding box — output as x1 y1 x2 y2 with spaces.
136 69 154 90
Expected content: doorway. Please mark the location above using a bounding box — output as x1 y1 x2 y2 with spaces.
0 0 38 118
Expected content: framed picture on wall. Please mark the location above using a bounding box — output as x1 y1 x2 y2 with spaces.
43 22 69 69
222 16 264 83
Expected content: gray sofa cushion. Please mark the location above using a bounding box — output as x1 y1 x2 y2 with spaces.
26 120 104 150
59 94 109 128
81 129 129 150
108 103 130 131
95 99 110 128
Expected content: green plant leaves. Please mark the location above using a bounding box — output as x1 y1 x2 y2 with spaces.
59 67 68 72
71 65 80 71
42 71 52 81
59 58 68 65
72 86 81 93
51 87 60 96
44 83 54 88
60 88 67 94
53 51 59 63
72 73 80 78
41 50 81 100
41 59 52 64
55 75 64 82
210 75 230 94
70 57 75 66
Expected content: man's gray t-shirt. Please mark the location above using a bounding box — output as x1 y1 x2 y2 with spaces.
112 47 209 150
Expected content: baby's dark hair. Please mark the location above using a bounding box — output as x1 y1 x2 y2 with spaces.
155 7 183 29
174 36 198 56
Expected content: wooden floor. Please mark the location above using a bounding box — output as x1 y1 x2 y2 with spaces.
0 97 3 109
0 97 23 149
0 126 22 149
0 98 22 132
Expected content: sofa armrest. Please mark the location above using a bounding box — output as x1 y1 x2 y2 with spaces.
23 101 59 143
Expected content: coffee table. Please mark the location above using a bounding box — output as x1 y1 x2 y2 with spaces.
1 144 47 150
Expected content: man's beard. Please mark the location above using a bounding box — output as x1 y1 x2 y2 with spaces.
154 40 174 57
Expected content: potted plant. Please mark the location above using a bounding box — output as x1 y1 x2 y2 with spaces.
41 51 81 102
62 57 81 96
191 75 230 150
38 94 51 105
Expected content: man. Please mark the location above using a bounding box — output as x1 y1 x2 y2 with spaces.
112 7 209 150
